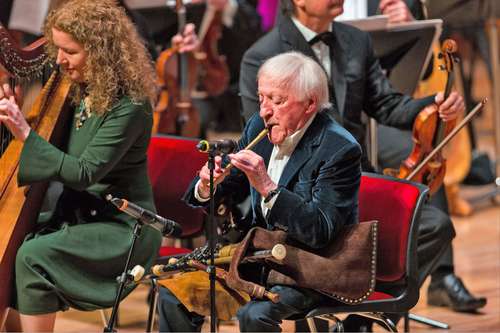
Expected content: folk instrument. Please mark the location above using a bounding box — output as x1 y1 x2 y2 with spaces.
385 40 459 195
0 24 73 325
148 242 284 303
139 222 377 315
222 127 269 172
151 243 286 276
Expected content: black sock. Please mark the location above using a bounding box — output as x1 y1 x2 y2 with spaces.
430 266 454 286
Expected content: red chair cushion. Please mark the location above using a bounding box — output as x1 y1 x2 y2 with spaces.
367 291 393 301
147 136 207 237
158 246 192 258
359 176 420 282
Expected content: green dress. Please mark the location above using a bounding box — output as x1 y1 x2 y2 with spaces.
13 96 162 315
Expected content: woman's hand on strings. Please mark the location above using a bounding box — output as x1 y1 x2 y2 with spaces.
0 83 30 141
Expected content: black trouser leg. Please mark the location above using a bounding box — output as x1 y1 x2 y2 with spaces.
157 287 204 332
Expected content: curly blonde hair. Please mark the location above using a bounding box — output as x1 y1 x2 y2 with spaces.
44 0 157 115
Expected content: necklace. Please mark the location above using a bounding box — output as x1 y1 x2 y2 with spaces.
75 98 92 130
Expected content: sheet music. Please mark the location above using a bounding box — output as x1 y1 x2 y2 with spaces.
388 19 443 33
339 15 389 31
8 0 51 35
125 0 168 9
341 18 443 94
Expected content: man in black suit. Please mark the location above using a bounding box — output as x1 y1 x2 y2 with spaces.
239 0 485 321
359 0 488 313
157 51 362 332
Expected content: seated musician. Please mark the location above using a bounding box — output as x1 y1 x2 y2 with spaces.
0 1 195 331
239 0 480 329
157 51 362 332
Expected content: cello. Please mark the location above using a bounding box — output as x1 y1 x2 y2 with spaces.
191 2 230 98
153 0 229 136
0 24 73 326
385 39 459 194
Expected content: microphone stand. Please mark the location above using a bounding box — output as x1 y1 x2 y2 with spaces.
207 150 217 332
104 222 143 333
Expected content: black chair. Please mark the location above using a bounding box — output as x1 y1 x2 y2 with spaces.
304 172 429 332
145 135 208 332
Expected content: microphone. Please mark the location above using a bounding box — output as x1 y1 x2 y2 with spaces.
196 139 238 154
107 196 182 237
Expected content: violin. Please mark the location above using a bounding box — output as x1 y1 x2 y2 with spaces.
385 40 458 195
153 0 229 136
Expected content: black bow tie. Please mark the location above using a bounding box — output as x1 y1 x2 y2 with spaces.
308 31 335 47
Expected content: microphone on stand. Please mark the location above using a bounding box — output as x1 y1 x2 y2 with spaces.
197 139 238 154
107 196 182 237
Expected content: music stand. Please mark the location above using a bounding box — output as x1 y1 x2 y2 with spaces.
374 20 442 94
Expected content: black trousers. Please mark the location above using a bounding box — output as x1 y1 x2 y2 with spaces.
377 125 456 284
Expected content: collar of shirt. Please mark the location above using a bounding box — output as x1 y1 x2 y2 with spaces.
336 0 368 21
291 17 332 79
273 113 316 160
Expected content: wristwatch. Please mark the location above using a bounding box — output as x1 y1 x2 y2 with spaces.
264 188 280 203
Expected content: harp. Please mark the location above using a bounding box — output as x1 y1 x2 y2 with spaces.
0 24 73 325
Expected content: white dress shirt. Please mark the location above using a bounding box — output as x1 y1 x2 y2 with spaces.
261 114 316 217
336 0 368 21
291 17 332 80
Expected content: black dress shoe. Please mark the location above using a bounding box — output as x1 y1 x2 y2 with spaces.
428 273 487 312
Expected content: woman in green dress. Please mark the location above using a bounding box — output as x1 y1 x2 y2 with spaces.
0 0 196 331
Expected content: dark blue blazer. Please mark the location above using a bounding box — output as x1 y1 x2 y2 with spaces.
184 112 362 250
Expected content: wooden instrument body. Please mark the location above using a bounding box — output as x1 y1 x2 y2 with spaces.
0 24 73 325
414 43 472 187
387 40 458 195
153 48 201 136
193 8 229 97
395 104 456 194
153 2 229 136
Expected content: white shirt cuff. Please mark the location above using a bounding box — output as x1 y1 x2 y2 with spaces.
194 179 212 202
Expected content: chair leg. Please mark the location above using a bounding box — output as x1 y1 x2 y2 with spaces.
100 309 119 329
408 313 450 329
362 313 398 332
146 278 159 332
306 318 318 333
404 312 409 332
99 309 108 327
317 314 344 332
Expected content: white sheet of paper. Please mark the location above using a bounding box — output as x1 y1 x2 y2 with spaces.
8 0 51 35
125 0 169 9
339 15 389 32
